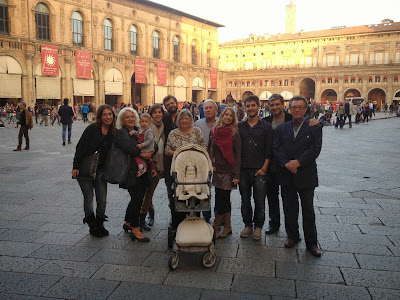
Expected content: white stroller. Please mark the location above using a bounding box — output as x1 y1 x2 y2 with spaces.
167 144 216 270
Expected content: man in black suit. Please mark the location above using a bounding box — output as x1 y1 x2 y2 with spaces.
273 95 322 257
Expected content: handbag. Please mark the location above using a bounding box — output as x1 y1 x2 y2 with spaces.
103 142 131 184
77 151 99 180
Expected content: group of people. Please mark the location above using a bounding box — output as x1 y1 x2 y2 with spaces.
71 93 323 257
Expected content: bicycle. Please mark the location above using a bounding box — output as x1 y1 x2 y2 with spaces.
0 113 18 128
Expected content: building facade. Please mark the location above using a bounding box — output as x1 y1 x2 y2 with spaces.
219 20 400 108
0 0 223 108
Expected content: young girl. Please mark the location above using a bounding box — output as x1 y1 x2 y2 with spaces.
211 107 241 238
130 113 157 177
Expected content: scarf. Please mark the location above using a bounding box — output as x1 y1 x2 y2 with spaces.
213 125 234 166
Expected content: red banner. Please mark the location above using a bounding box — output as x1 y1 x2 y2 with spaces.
76 50 91 79
41 45 59 76
157 62 167 85
135 59 146 84
210 69 218 89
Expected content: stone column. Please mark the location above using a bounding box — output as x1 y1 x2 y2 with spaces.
64 57 72 101
24 52 35 107
314 75 321 102
337 76 344 102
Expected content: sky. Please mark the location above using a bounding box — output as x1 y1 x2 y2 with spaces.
151 0 400 43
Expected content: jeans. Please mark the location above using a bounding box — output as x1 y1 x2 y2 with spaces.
281 185 318 246
140 175 160 214
126 179 147 227
62 123 72 142
266 172 281 228
343 114 352 127
239 169 267 228
77 170 107 219
18 125 29 148
215 187 231 214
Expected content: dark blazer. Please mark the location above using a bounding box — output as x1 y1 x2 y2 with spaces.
58 105 74 125
264 112 293 174
115 126 149 188
273 119 322 189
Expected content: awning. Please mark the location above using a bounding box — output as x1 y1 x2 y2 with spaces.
105 81 123 95
174 86 186 102
73 79 95 96
36 76 61 99
0 74 22 98
154 86 168 103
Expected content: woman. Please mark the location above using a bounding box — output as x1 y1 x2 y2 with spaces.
140 104 166 228
115 107 150 242
211 107 241 238
165 109 206 229
72 105 116 237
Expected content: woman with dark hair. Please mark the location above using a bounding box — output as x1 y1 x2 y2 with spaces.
212 107 241 238
72 104 116 237
140 104 165 227
116 107 150 242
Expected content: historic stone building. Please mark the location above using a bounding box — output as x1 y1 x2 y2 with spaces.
0 0 223 108
219 20 400 108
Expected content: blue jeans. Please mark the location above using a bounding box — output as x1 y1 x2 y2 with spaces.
239 169 267 228
77 170 107 219
62 123 72 142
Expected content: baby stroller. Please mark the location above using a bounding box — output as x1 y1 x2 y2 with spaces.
167 144 216 270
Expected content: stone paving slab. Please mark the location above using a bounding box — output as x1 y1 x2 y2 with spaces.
42 277 119 300
28 244 100 261
0 256 48 273
34 260 103 278
341 268 400 289
231 275 295 297
368 287 400 300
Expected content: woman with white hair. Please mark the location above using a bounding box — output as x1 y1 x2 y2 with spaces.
165 109 206 229
115 107 151 242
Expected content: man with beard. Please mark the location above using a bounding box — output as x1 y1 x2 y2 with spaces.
162 95 181 228
238 95 273 240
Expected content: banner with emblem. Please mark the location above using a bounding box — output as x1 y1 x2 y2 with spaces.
41 45 59 76
157 62 167 85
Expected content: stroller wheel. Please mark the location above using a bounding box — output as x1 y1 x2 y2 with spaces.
202 251 216 268
168 253 179 270
167 226 175 249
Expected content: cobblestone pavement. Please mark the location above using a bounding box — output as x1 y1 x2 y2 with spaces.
0 113 399 299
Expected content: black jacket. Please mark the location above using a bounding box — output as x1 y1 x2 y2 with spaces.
273 119 322 188
114 126 150 188
73 124 114 170
58 105 74 125
264 111 293 124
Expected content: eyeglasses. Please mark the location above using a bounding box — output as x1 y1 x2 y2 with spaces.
291 106 306 110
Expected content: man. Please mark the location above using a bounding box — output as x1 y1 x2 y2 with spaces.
273 95 322 257
81 103 89 123
335 102 345 129
58 98 74 146
219 99 227 115
343 99 355 128
194 99 219 222
162 95 182 229
236 102 244 121
238 95 273 240
13 102 33 151
263 94 293 235
40 104 49 126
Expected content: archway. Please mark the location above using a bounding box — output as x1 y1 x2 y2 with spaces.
131 73 144 106
321 89 337 103
174 75 187 103
0 56 23 106
344 88 361 99
242 91 254 100
34 62 62 106
280 90 293 100
393 89 400 105
299 78 315 99
192 77 204 102
368 88 386 109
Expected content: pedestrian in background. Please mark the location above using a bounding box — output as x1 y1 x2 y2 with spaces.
58 98 74 145
81 103 89 123
13 102 33 151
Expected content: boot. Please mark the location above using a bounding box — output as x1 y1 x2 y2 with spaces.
213 214 224 239
83 214 103 238
139 214 151 231
96 217 109 237
219 212 232 238
147 208 155 226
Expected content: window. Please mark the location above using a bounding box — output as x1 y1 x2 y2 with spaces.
358 78 362 83
264 80 268 86
394 76 398 83
229 82 232 87
337 47 340 51
345 78 348 83
153 31 160 59
291 81 294 86
271 80 274 86
130 25 138 55
383 77 387 82
284 79 289 86
35 3 50 40
103 19 113 51
0 0 9 34
246 81 250 87
322 79 326 84
335 78 338 84
351 78 355 83
207 44 211 67
375 76 381 83
191 40 197 65
328 78 333 84
173 36 179 62
72 12 83 46
371 44 375 48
